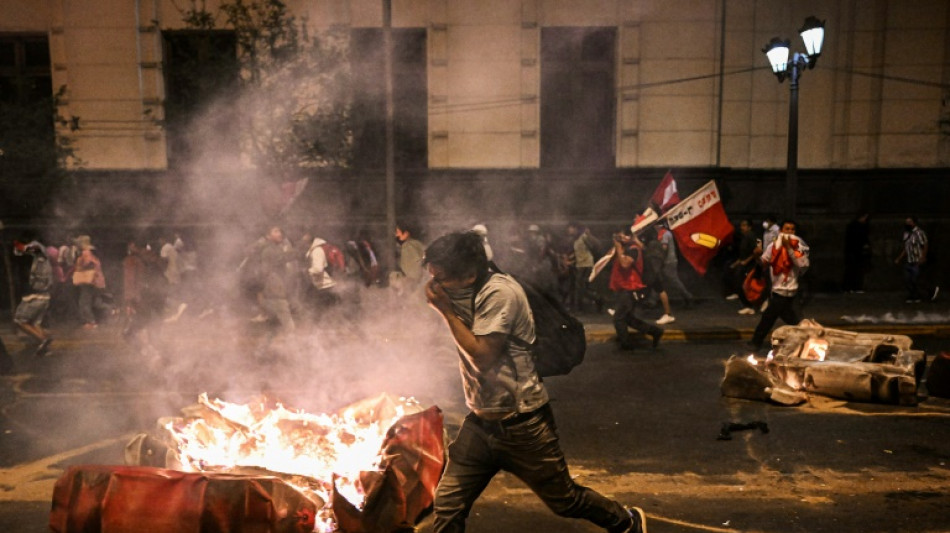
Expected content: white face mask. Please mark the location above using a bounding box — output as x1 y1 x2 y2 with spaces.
762 222 770 230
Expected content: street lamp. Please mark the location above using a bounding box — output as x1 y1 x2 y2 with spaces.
762 16 825 220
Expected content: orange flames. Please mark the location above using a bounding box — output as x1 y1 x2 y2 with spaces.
801 338 829 361
162 393 421 532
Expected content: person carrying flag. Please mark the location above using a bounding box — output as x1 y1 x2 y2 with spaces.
609 228 664 351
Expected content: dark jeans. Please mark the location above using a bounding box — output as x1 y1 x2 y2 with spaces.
903 262 924 300
433 404 629 533
751 293 801 348
660 263 693 303
573 266 601 312
612 290 662 347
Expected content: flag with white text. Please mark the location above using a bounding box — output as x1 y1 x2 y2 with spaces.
665 180 733 275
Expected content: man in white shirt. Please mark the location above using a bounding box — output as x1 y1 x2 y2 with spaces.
751 220 810 350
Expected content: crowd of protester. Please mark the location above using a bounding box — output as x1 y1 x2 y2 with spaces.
0 213 941 374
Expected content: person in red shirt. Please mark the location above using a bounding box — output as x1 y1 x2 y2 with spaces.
609 228 664 351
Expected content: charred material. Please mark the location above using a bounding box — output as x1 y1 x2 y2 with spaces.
716 421 769 441
722 321 926 406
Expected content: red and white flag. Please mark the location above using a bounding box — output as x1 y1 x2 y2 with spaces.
664 180 733 275
278 177 309 216
262 177 310 217
650 170 680 214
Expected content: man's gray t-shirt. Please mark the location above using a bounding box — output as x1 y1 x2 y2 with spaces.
447 273 549 415
660 229 678 266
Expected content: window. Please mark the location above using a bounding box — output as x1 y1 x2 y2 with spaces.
540 27 616 169
0 34 58 182
350 28 427 170
0 34 52 106
162 30 239 168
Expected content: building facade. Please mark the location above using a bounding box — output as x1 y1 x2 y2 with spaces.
2 0 948 172
1 0 949 293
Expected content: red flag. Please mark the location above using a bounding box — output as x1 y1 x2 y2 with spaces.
279 177 309 216
650 171 680 213
665 180 733 275
261 177 310 217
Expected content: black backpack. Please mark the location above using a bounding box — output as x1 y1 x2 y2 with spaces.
474 267 586 378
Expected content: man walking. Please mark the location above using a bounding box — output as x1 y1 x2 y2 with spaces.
894 216 938 303
13 240 54 356
423 231 646 533
730 219 761 315
566 221 603 313
657 224 695 313
255 226 298 335
391 220 426 297
751 220 810 351
609 228 664 351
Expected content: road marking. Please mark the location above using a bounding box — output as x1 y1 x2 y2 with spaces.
651 514 740 532
0 435 133 501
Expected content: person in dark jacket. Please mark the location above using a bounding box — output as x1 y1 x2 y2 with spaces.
842 213 871 293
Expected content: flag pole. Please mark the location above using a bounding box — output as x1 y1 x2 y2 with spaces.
638 179 716 230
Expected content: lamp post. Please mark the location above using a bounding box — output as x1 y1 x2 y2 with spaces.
762 16 825 220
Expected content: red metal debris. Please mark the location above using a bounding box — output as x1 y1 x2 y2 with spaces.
49 465 318 533
51 404 445 533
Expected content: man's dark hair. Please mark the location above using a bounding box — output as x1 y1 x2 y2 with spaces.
396 219 421 238
780 219 798 231
423 231 488 279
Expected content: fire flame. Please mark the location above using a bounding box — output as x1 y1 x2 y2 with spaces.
802 338 829 361
162 393 420 531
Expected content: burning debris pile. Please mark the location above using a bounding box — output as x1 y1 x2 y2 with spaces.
50 393 445 533
722 320 926 406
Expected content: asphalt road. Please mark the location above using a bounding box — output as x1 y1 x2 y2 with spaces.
1 319 949 533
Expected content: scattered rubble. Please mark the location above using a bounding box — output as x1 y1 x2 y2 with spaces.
722 320 926 406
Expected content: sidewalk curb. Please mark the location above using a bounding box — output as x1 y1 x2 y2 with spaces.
586 323 950 344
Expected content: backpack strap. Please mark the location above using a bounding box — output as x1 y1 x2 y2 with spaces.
472 267 537 351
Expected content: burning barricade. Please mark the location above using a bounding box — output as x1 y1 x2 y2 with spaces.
721 320 926 406
50 393 445 533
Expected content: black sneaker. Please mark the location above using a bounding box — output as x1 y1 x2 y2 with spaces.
35 337 53 357
651 329 663 349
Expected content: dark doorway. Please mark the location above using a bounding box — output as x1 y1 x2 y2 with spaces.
540 27 616 169
350 28 428 170
162 30 239 169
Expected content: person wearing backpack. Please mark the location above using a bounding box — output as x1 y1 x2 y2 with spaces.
12 240 54 356
305 235 342 312
608 228 664 351
423 231 647 533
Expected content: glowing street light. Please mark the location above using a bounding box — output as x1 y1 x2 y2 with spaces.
762 16 825 219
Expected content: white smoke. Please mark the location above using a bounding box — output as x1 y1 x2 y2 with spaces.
841 311 950 324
